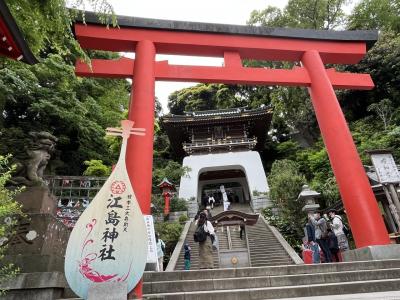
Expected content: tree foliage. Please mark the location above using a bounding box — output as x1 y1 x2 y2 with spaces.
348 0 400 32
263 159 306 248
0 155 23 293
5 0 115 58
248 0 349 29
82 160 111 177
0 54 129 175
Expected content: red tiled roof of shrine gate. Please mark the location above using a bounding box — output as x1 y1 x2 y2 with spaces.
0 0 37 64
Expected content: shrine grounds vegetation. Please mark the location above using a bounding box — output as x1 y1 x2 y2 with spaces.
0 0 400 253
0 155 23 294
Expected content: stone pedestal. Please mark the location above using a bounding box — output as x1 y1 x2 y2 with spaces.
88 282 127 300
15 186 56 215
0 186 72 299
343 244 400 262
2 187 70 273
3 213 70 272
0 271 72 300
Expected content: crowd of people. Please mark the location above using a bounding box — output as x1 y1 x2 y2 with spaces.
303 209 350 263
156 207 349 271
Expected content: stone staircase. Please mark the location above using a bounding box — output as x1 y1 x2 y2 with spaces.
173 207 296 270
174 221 219 270
143 259 400 299
247 218 295 267
214 225 248 252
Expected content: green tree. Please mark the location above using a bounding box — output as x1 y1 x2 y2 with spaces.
249 0 349 29
82 160 111 176
247 0 351 147
0 155 23 294
154 221 184 266
264 159 306 248
348 0 400 32
5 0 115 58
0 54 129 175
367 99 394 130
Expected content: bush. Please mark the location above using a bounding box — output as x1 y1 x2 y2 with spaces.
0 155 23 295
265 159 306 250
151 195 188 213
170 198 187 212
82 160 111 177
154 221 184 266
178 214 189 223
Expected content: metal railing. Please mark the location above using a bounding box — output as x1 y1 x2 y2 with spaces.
44 175 107 228
183 137 257 154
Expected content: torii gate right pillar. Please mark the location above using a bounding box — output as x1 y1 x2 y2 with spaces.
302 50 390 248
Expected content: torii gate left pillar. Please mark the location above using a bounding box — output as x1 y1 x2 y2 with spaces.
126 40 155 298
127 40 155 217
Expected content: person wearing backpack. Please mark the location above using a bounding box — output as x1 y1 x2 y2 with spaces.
309 211 332 263
155 232 166 271
328 209 349 253
194 211 216 269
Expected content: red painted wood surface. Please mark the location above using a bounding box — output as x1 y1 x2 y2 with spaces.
74 24 366 64
302 50 390 247
76 58 373 90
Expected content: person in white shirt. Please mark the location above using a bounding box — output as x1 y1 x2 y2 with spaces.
328 209 349 252
155 233 165 271
208 195 215 209
194 212 216 269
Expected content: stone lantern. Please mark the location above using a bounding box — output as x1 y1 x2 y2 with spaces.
297 185 320 213
157 178 175 216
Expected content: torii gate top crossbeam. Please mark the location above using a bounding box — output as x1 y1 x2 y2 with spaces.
75 12 377 64
74 13 377 90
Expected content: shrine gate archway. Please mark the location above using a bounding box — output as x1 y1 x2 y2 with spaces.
73 13 389 252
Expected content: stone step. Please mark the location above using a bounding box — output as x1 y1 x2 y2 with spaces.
251 260 294 267
143 268 400 294
268 290 400 300
144 259 400 282
249 248 290 253
249 254 292 260
143 278 400 300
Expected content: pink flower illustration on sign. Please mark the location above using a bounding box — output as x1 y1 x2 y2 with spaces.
78 219 132 283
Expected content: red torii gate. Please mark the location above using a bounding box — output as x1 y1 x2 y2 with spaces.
73 14 389 251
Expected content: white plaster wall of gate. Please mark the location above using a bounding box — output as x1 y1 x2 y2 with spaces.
197 177 250 204
178 151 269 203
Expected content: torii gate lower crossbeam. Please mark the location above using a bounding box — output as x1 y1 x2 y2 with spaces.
73 15 390 296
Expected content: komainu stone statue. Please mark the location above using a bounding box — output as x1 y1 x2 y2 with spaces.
9 131 57 186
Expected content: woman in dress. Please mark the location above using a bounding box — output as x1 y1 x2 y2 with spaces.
195 212 215 269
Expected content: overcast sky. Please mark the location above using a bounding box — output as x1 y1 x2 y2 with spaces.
105 0 357 113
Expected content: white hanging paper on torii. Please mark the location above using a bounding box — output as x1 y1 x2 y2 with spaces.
64 120 148 299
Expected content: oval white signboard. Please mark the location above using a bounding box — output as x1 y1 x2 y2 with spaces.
64 120 148 299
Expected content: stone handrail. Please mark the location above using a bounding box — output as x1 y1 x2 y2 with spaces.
165 220 192 271
260 215 304 264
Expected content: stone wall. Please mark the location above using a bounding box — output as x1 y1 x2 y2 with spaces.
250 195 270 213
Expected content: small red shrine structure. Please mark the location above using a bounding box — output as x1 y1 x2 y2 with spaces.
157 177 175 215
73 12 389 251
0 0 37 64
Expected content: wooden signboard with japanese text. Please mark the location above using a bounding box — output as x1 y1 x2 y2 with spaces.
370 153 400 184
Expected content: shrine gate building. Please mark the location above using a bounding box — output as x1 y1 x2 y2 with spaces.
162 106 272 215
